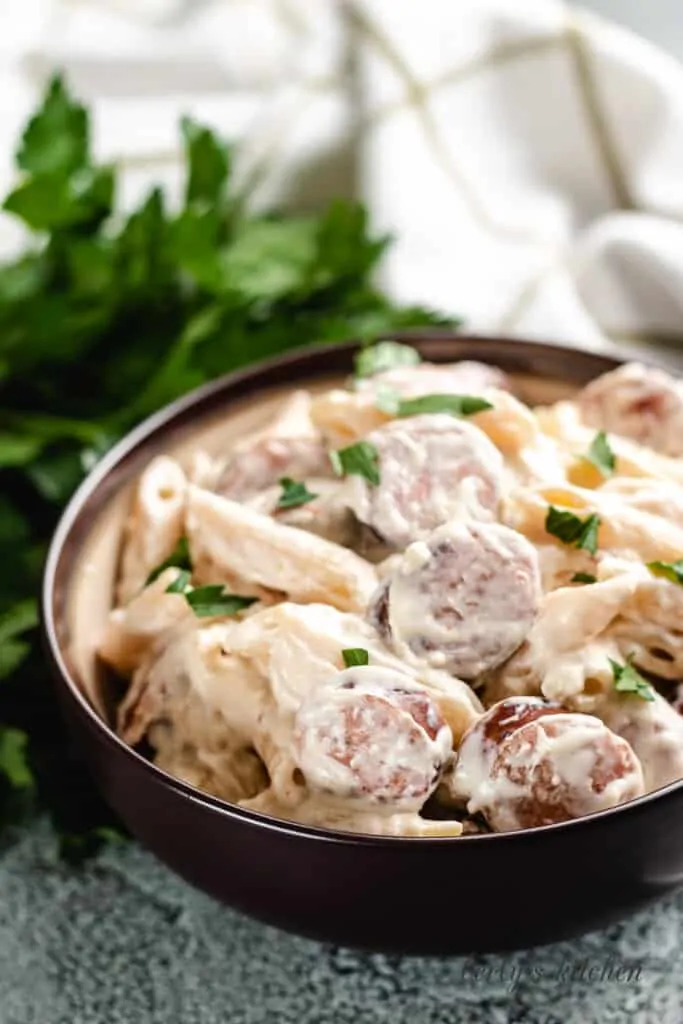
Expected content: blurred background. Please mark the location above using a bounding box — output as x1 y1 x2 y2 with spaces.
3 0 683 348
578 1 683 58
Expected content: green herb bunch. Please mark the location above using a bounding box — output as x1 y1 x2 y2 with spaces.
0 75 454 855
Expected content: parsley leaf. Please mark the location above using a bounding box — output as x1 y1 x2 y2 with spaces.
276 477 318 511
342 648 370 668
571 572 597 584
4 165 115 233
181 116 231 206
0 600 39 679
184 586 258 619
0 728 34 789
164 575 257 617
647 560 683 586
609 656 655 702
330 441 381 486
582 431 615 477
354 340 421 379
545 506 601 555
164 569 192 594
389 393 493 419
146 537 193 585
0 433 43 468
17 74 88 177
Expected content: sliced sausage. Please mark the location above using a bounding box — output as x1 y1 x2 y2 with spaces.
598 690 683 793
368 520 541 680
357 360 509 400
216 436 333 501
451 697 645 831
292 666 453 811
245 478 359 548
578 362 683 457
340 414 505 551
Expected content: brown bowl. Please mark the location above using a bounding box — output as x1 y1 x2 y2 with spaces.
40 332 683 955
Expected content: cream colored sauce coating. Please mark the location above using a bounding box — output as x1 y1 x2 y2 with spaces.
599 691 683 792
294 667 452 812
378 520 541 680
340 414 505 549
102 357 683 836
453 705 644 831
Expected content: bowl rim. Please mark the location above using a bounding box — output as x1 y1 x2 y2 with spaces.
40 330 683 847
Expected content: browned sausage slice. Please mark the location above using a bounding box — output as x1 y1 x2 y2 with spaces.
341 414 505 550
293 666 453 810
451 697 645 831
368 520 541 680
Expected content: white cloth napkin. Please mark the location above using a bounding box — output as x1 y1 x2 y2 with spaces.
3 0 683 353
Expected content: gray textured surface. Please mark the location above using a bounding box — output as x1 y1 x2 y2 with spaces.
0 821 682 1023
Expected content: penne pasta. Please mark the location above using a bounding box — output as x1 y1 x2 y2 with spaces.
186 484 378 613
101 351 683 837
117 455 188 605
99 568 193 676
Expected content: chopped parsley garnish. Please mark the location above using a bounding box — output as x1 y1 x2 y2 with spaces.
186 587 258 618
165 576 257 618
545 506 601 556
330 441 380 486
276 477 318 511
145 536 192 585
647 559 683 586
377 390 492 419
342 648 370 668
571 572 597 584
582 430 615 477
609 655 655 702
165 568 192 594
354 340 421 379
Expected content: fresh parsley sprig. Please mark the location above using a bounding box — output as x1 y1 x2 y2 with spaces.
342 648 370 668
647 559 683 586
331 441 381 486
186 587 258 619
609 655 655 702
545 506 601 556
165 574 258 618
377 390 492 418
165 569 192 594
146 537 192 585
581 431 615 478
276 477 318 511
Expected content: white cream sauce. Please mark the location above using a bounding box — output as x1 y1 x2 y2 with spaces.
599 691 683 792
453 708 644 830
293 667 452 811
341 413 505 549
381 520 541 680
105 358 683 835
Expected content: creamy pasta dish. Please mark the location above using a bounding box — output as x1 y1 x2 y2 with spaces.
98 343 683 837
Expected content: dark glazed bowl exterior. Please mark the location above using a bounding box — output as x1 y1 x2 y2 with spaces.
41 333 683 955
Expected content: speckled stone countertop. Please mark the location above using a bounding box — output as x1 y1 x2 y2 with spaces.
0 821 681 1024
